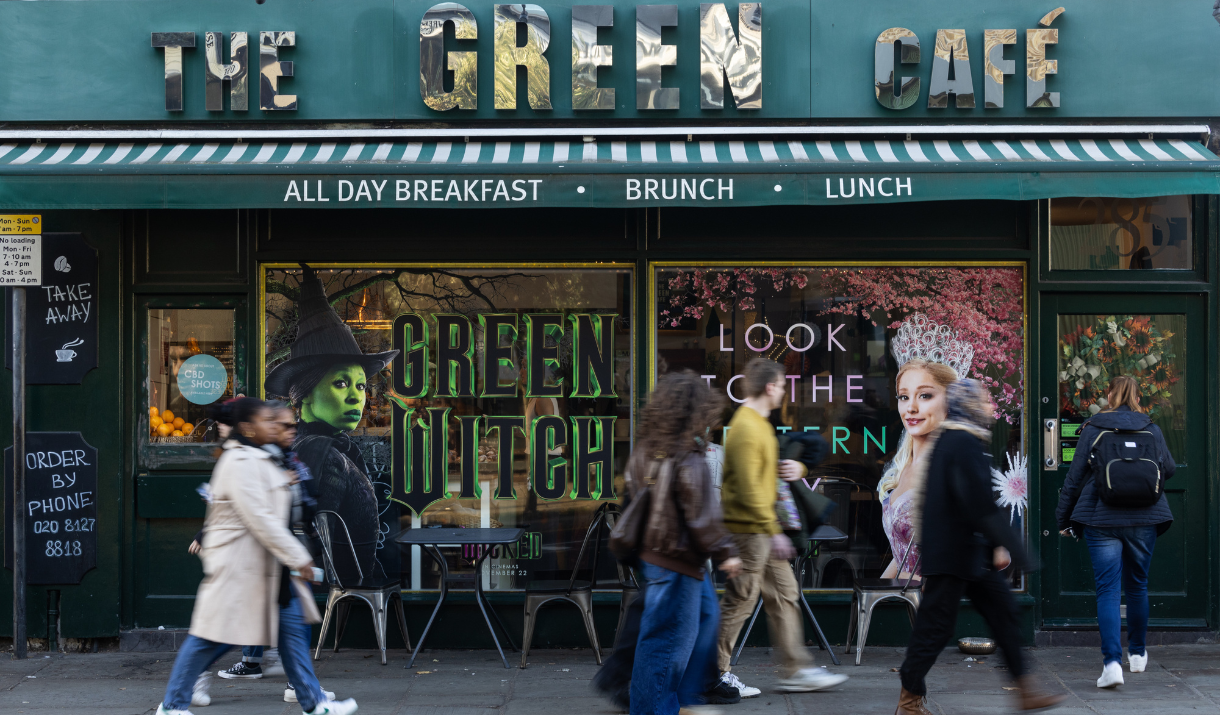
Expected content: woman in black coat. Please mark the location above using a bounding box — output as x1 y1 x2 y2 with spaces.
1055 376 1175 689
895 379 1063 714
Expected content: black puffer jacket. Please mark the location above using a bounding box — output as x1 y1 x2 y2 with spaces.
1055 406 1175 535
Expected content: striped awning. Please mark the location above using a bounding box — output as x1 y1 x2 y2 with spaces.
0 137 1213 170
0 135 1215 208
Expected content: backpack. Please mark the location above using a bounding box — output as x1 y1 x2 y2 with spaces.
1085 417 1164 508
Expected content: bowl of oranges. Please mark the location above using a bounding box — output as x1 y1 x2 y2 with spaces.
150 406 197 442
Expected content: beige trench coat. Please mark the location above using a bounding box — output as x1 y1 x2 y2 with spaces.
189 440 315 646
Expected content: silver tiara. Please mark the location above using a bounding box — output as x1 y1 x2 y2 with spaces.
891 313 974 378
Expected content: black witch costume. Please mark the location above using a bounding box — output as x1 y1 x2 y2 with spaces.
265 268 398 586
293 421 382 582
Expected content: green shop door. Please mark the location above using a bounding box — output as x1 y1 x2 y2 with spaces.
1038 293 1208 628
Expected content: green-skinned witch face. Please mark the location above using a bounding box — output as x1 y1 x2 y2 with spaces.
301 363 367 431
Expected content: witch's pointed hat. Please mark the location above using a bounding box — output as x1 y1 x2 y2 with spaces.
265 266 399 396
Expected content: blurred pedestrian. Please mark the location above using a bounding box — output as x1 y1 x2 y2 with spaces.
895 380 1063 714
626 372 742 715
215 402 336 706
716 359 847 696
1056 375 1175 689
157 397 356 715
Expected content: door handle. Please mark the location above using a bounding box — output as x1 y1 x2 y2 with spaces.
1043 418 1059 470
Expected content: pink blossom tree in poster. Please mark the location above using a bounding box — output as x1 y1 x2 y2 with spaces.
817 267 1024 421
661 267 1024 421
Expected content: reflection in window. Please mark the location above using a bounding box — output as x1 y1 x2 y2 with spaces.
656 266 1026 590
1051 196 1192 270
147 309 235 443
1057 314 1186 464
265 267 633 592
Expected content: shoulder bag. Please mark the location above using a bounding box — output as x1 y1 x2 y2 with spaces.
609 457 672 561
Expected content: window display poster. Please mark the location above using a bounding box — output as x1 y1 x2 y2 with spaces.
656 265 1026 587
264 266 632 591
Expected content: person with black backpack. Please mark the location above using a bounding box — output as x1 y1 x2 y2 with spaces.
1056 375 1176 690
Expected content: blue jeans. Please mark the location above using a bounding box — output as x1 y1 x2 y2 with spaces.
630 563 719 715
1084 525 1157 665
163 594 325 711
243 645 264 662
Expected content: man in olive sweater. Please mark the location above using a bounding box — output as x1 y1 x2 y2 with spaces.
715 359 848 695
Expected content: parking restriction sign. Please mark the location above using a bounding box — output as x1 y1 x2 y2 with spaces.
0 215 41 287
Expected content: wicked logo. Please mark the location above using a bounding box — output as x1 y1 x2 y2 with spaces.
387 312 618 516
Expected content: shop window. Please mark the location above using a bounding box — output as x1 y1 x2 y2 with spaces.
654 264 1026 590
147 309 236 443
264 266 633 592
1050 196 1192 270
1056 314 1186 465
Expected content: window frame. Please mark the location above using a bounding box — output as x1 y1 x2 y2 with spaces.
1039 196 1209 284
137 295 248 471
649 260 1030 593
259 262 638 592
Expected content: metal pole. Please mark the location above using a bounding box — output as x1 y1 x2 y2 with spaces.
12 286 25 660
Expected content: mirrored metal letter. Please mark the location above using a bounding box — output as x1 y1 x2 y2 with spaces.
421 3 478 111
1039 7 1066 27
927 29 974 108
1026 28 1059 108
494 5 552 110
874 28 919 110
636 5 679 110
204 32 249 111
983 29 1016 108
259 32 297 111
572 5 614 110
699 3 762 110
151 32 195 112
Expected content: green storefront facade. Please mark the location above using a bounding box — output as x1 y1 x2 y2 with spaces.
1 0 1219 652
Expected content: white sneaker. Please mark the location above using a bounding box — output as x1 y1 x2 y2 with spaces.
305 698 358 715
1097 662 1124 688
1128 652 1148 673
263 649 286 677
191 672 211 707
720 672 761 698
285 684 337 703
776 667 849 693
157 703 195 715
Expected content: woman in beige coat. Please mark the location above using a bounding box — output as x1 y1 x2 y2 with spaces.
158 398 357 715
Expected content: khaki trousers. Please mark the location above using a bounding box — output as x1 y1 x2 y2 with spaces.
716 533 813 677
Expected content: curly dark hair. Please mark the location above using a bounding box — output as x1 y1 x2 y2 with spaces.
636 370 727 457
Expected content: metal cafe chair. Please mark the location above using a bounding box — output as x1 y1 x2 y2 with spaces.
844 540 921 666
520 502 617 668
313 510 412 665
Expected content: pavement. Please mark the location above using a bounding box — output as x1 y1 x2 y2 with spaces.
1 644 1219 715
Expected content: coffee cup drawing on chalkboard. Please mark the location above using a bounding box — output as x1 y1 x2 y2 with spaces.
56 337 83 362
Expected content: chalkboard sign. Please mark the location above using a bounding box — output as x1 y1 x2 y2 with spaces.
4 432 98 585
5 233 99 384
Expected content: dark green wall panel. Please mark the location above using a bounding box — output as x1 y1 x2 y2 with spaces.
0 0 1215 121
0 211 125 638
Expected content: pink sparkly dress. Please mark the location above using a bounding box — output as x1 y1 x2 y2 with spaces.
881 488 922 577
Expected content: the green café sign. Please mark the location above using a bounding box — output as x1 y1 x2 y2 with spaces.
0 0 1216 122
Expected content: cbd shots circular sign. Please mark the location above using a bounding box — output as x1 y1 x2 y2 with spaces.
177 354 227 404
